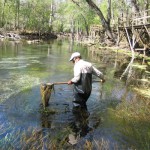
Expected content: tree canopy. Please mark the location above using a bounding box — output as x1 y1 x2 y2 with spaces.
0 0 149 39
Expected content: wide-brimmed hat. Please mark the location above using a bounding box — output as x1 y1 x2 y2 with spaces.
69 52 81 61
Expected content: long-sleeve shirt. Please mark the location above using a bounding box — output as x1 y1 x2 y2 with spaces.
71 59 104 100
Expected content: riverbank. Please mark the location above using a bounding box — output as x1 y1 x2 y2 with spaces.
86 43 150 150
20 31 57 40
0 30 57 41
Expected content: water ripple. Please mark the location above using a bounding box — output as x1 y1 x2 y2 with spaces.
0 74 40 103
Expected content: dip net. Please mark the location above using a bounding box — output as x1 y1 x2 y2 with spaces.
40 83 54 108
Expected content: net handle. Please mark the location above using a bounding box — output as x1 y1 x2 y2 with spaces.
54 82 68 85
46 80 103 85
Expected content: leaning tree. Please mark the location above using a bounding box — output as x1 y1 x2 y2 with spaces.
71 0 116 43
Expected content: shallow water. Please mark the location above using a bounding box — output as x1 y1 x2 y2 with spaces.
0 40 148 149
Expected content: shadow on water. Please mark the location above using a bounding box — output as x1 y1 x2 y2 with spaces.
0 40 149 149
69 107 92 139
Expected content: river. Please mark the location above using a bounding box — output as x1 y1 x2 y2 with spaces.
0 39 149 149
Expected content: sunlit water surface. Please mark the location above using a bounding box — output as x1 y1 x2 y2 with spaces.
0 40 143 149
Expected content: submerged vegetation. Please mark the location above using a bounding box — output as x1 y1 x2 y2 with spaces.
0 0 149 149
110 59 150 149
87 44 150 149
0 39 150 149
108 94 150 149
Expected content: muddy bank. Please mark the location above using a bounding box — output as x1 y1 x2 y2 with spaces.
0 28 57 41
20 31 57 40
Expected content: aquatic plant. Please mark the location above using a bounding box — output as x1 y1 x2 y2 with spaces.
19 127 71 149
108 93 150 150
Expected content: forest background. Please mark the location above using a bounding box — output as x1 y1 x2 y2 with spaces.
0 0 149 43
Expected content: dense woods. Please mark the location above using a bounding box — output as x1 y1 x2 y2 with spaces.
0 0 149 41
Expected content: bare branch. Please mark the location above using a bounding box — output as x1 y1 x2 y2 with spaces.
71 0 81 7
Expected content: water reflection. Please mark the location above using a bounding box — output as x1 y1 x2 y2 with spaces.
68 107 92 145
1 40 149 149
40 105 93 145
40 112 52 128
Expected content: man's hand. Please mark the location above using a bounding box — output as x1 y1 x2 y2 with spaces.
101 79 105 83
68 80 73 85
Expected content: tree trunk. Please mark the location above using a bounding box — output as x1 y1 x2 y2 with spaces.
70 18 75 41
49 0 54 32
1 0 6 27
85 0 115 42
130 0 140 13
144 0 149 11
81 14 89 36
107 0 111 25
17 0 20 29
144 0 149 23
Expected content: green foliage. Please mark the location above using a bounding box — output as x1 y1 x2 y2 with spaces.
0 0 52 31
0 0 101 33
21 0 51 31
0 0 149 32
56 1 99 34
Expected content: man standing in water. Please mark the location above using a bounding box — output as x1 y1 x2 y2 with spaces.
68 52 105 109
